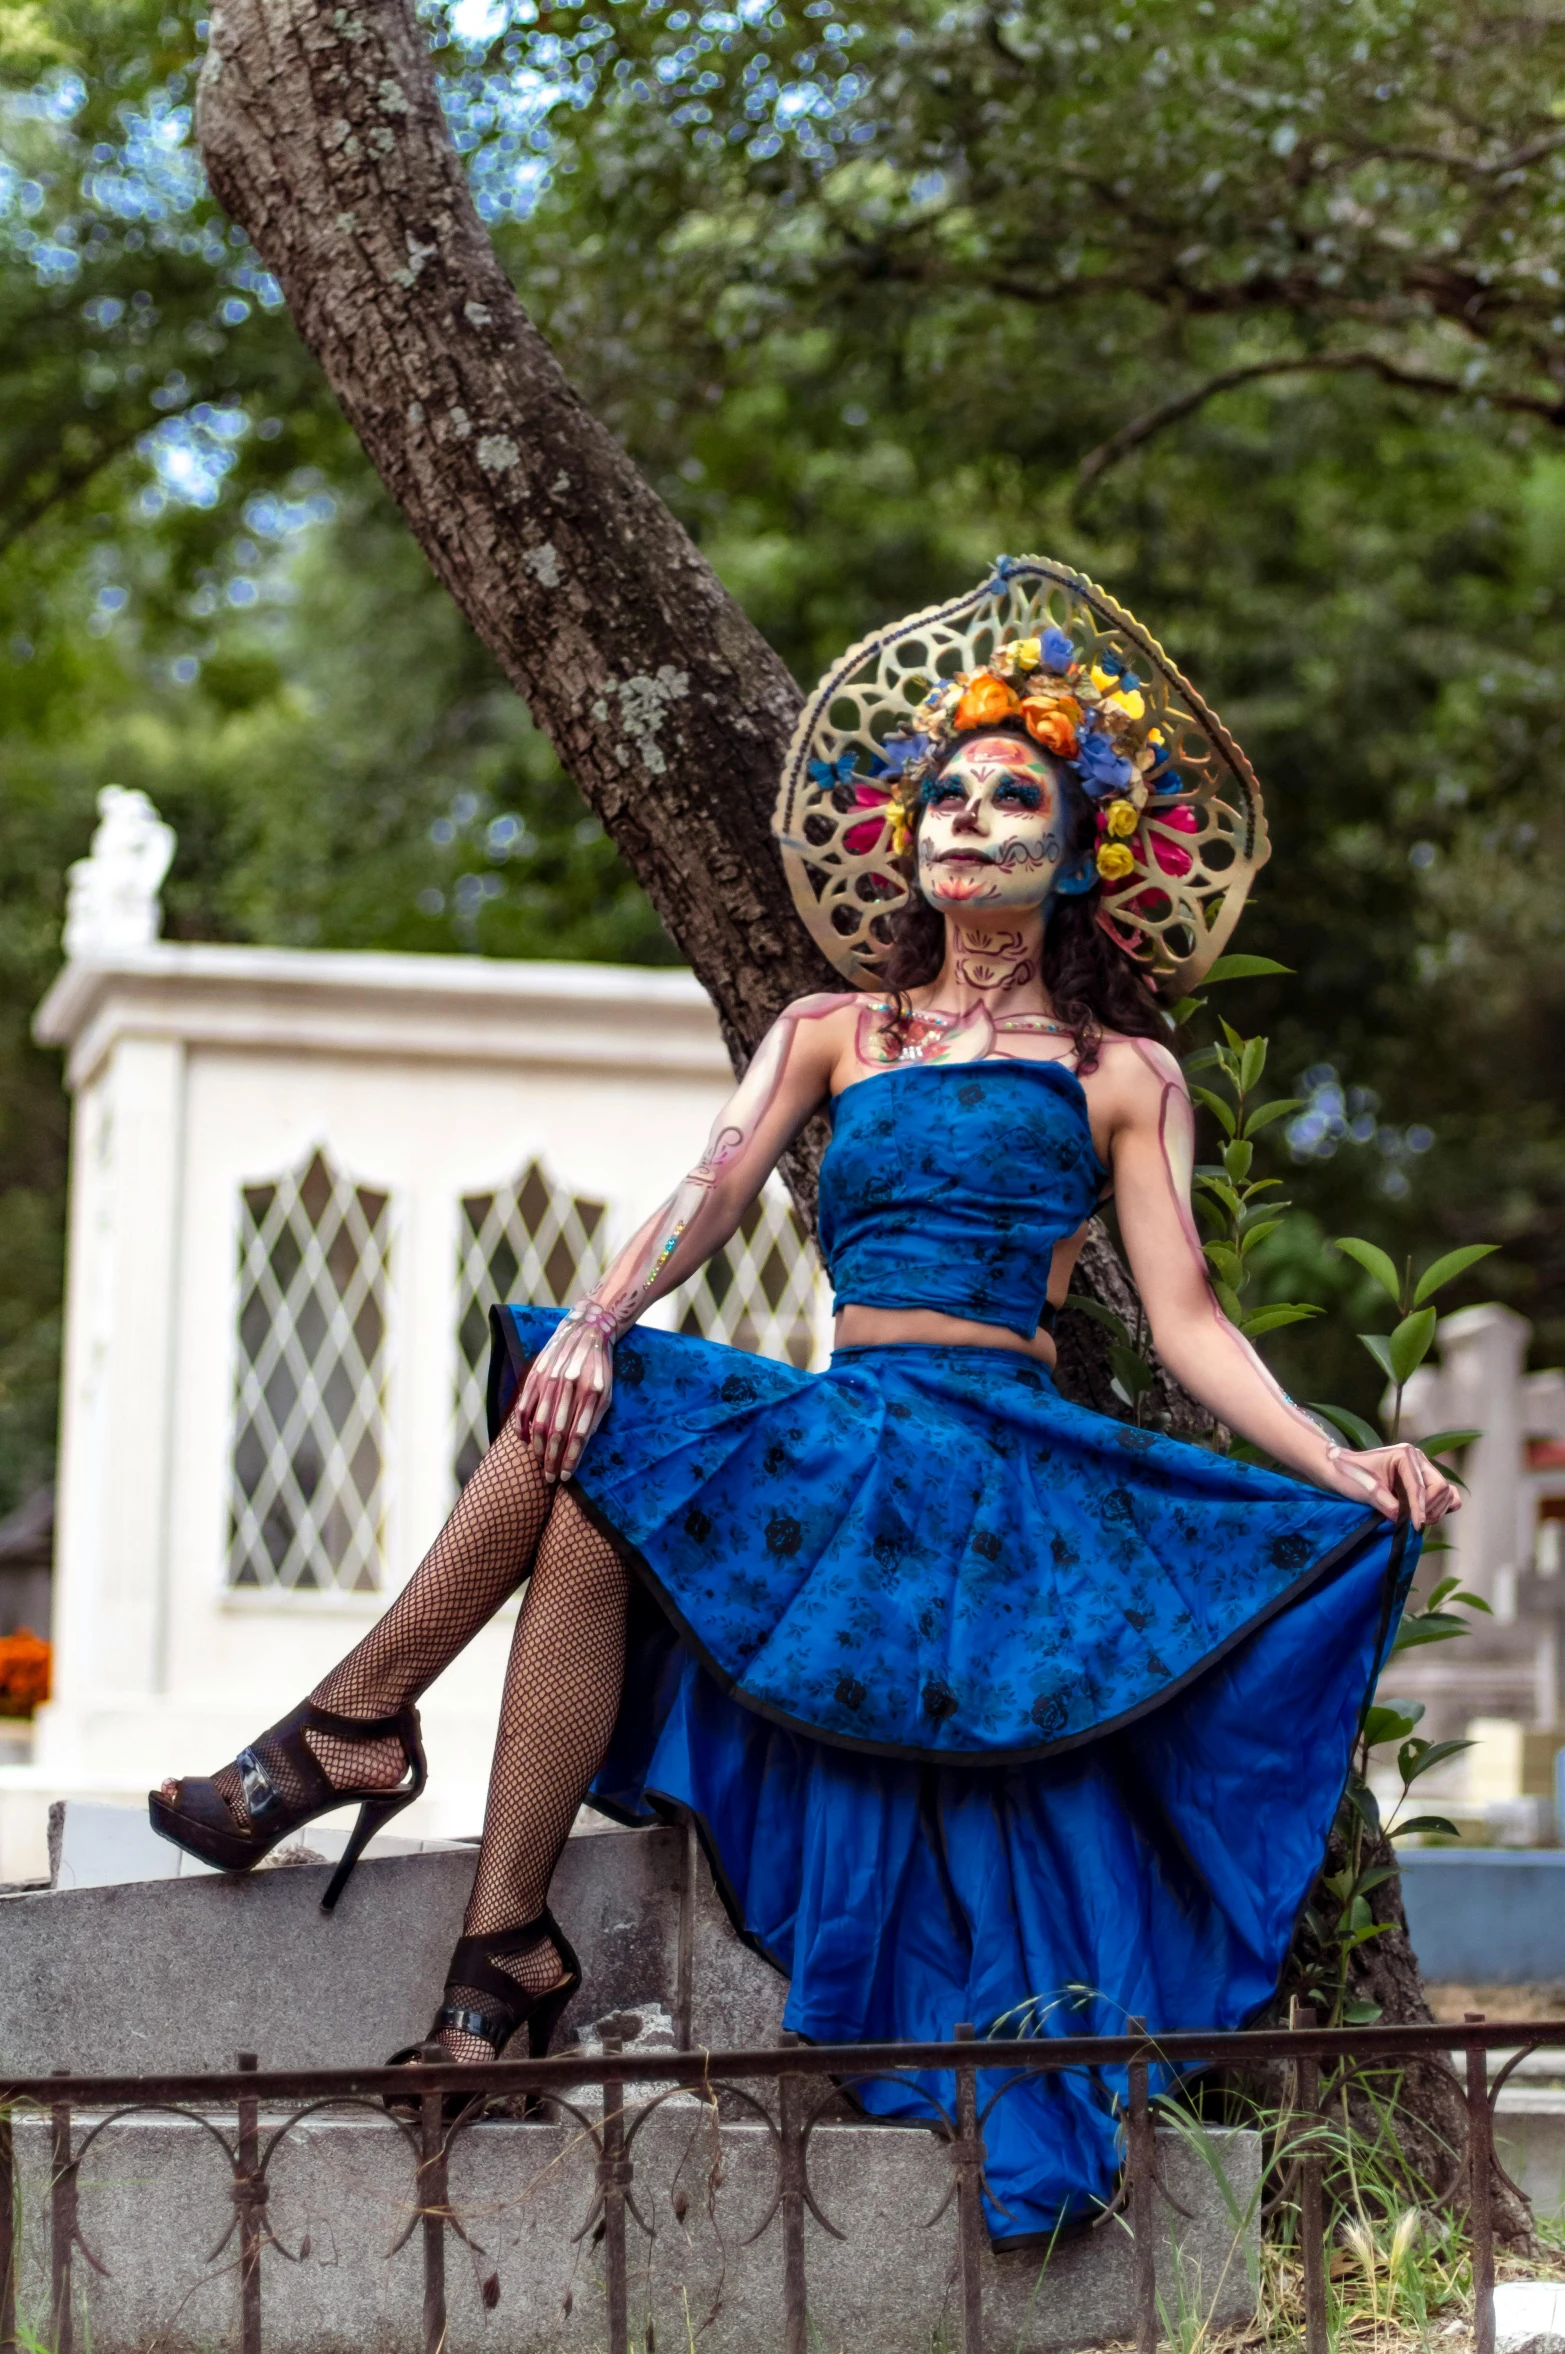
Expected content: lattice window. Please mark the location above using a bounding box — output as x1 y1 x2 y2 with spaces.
228 1149 393 1593
673 1184 828 1370
453 1161 608 1487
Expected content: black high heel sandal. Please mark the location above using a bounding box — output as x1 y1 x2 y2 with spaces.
386 1907 582 2120
147 1699 427 1913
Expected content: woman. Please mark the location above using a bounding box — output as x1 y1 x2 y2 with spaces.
152 562 1456 2243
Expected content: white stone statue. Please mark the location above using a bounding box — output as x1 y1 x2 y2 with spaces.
63 786 176 960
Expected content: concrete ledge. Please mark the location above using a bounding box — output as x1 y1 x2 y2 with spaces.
0 1825 785 2074
1496 2089 1565 2220
9 2107 1260 2354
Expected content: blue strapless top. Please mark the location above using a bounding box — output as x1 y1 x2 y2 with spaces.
816 1060 1106 1340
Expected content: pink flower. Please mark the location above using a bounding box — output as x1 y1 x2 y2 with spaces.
843 782 891 856
1150 801 1198 880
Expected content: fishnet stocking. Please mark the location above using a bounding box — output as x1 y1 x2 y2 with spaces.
443 1490 627 2059
203 1413 549 1818
195 1412 629 2065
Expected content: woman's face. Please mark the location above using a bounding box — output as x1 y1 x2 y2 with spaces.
916 733 1072 919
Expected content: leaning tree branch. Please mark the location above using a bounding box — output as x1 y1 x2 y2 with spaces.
1074 348 1565 489
197 0 837 1087
0 417 152 555
1340 125 1565 178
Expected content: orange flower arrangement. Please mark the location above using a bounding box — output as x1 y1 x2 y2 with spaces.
1020 698 1080 759
0 1628 51 1718
951 675 1019 732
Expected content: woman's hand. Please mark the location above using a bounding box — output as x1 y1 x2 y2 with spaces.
516 1303 617 1484
1322 1440 1462 1529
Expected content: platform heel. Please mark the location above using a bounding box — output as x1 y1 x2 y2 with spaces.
149 1698 427 1911
386 1906 582 2119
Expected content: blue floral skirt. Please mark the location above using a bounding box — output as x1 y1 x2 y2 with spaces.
490 1310 1415 2245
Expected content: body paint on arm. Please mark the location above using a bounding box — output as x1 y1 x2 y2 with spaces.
518 993 854 1479
1111 1038 1459 1524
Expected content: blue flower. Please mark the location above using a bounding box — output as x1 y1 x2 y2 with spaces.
1041 626 1075 674
1074 724 1136 797
808 752 861 791
873 732 929 779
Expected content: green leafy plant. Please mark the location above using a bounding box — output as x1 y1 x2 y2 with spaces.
1180 965 1321 1354
1318 1237 1499 1445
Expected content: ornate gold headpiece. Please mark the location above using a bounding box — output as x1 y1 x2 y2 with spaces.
772 555 1270 997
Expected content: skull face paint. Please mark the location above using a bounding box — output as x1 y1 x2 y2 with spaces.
915 734 1072 920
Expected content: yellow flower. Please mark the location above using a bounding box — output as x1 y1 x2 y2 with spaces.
1105 798 1139 839
1090 663 1118 694
1106 687 1146 721
1010 636 1042 672
1096 841 1136 883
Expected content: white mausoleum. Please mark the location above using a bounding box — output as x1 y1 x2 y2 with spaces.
0 791 827 1878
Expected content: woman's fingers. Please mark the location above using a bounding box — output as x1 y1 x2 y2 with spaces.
514 1326 614 1483
555 1385 588 1481
560 1377 607 1482
1393 1450 1427 1530
544 1380 576 1482
530 1374 570 1475
543 1366 606 1483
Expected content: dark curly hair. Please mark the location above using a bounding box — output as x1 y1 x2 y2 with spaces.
878 720 1165 1072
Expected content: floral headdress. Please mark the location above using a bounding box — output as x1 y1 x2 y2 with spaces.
878 625 1180 888
772 555 1269 998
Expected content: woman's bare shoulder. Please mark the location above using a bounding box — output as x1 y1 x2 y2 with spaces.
761 990 867 1074
1081 1030 1188 1115
781 989 865 1024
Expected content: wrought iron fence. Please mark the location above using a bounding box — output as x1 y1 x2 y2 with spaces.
0 2012 1551 2354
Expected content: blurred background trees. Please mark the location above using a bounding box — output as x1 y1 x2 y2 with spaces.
3 0 1564 1515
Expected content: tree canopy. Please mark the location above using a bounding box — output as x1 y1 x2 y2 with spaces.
2 0 1563 1515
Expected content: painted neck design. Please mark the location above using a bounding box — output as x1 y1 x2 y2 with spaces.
930 908 1051 1021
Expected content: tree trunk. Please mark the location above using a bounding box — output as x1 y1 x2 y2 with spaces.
198 0 835 1087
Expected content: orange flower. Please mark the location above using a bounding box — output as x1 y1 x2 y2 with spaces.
952 673 1021 732
1020 700 1080 759
0 1628 50 1717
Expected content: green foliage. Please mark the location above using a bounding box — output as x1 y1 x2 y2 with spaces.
1190 2071 1480 2326
1335 1236 1500 1435
4 0 1565 1521
0 2 675 1517
1187 1006 1328 1349
482 0 1565 1400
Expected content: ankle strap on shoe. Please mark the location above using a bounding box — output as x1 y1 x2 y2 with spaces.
436 2002 500 2048
300 1699 418 1743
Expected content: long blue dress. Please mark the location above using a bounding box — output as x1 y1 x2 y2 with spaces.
489 1061 1415 2246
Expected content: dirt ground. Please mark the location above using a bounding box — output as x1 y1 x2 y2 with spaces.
1424 1984 1565 2022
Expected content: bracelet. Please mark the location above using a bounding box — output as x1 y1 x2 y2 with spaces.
563 1299 619 1344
